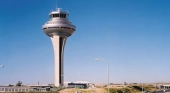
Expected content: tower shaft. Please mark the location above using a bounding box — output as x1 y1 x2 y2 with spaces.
51 35 67 86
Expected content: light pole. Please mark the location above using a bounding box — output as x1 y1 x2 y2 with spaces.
75 73 82 93
61 75 63 88
95 58 109 93
135 70 143 93
0 65 4 68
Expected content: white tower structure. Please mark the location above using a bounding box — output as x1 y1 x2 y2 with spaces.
42 8 76 87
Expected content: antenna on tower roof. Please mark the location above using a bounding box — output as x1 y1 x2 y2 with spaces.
56 3 57 10
56 0 58 10
66 10 69 14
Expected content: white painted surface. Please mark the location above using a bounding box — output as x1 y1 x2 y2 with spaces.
51 35 61 87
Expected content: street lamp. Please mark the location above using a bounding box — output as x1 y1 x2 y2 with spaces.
135 70 143 93
95 58 109 93
61 75 63 87
0 65 4 68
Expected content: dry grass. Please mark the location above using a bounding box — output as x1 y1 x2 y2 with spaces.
59 84 160 93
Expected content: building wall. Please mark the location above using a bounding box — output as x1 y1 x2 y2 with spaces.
67 83 88 89
0 87 49 92
0 87 29 92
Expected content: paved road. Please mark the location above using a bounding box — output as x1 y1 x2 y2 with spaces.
150 89 170 93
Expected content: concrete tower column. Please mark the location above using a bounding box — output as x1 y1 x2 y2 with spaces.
51 35 67 86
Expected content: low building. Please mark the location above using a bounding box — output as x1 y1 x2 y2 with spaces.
64 81 91 89
0 84 52 92
0 87 30 92
159 84 170 89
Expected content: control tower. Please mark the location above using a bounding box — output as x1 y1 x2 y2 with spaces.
42 8 76 87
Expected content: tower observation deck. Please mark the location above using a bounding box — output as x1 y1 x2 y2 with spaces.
42 8 76 87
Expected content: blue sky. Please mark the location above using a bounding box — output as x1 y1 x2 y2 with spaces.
0 0 170 85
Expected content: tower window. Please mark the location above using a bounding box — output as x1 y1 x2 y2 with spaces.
60 14 66 18
50 14 52 18
51 14 66 18
53 14 59 17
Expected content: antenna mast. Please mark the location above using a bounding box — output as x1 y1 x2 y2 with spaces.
56 0 58 9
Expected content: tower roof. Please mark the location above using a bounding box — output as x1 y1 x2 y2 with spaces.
49 8 68 15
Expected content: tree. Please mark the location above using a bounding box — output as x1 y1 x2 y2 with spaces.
16 81 22 86
8 84 13 87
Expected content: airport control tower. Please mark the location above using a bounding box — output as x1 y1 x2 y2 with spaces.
42 8 76 87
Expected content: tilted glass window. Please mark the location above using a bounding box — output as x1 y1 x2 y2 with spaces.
51 13 66 18
52 14 59 17
60 14 66 18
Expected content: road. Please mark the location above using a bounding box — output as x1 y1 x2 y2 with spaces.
150 89 170 93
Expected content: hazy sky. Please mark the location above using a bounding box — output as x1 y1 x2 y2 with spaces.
0 0 170 85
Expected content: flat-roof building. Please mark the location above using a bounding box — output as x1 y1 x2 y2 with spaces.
0 85 51 92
